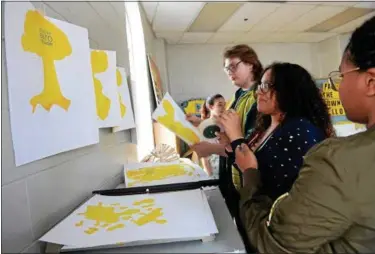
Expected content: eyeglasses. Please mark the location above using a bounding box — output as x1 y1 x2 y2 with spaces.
257 82 273 93
328 67 359 91
224 61 242 73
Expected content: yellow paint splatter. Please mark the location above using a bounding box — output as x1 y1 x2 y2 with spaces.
157 100 200 144
133 198 154 206
84 227 98 235
188 172 193 176
132 208 167 226
77 198 167 235
107 223 125 231
126 164 196 186
120 206 128 209
22 10 72 113
91 50 111 120
111 203 120 206
116 69 127 118
75 220 84 227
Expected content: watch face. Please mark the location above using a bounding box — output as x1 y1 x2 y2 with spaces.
202 125 221 139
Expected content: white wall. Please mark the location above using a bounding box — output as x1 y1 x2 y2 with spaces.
1 2 133 253
166 43 316 102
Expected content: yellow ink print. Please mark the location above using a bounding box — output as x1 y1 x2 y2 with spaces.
22 10 72 113
75 220 84 227
126 164 196 187
117 69 127 117
188 172 193 176
84 227 98 235
106 223 125 231
133 198 154 206
132 208 167 226
91 50 111 120
77 199 167 235
157 100 200 144
120 206 128 209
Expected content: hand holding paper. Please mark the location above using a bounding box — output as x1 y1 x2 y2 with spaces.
152 93 203 145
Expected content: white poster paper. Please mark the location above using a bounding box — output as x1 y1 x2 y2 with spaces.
40 189 218 248
152 93 203 145
4 2 99 166
112 67 135 132
124 159 210 187
90 49 121 128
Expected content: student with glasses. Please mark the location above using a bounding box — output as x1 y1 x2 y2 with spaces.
224 16 375 252
189 44 263 252
217 62 334 201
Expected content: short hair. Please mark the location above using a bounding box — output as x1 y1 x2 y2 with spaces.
223 44 263 82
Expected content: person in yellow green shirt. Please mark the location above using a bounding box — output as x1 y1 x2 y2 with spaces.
189 44 263 251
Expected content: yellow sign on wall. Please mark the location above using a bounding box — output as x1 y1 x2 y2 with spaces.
321 81 346 117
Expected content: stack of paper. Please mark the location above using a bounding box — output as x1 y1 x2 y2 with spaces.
40 189 218 251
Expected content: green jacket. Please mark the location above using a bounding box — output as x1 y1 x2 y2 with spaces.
227 88 257 191
239 125 375 253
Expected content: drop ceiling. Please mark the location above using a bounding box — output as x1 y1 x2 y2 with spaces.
141 1 375 44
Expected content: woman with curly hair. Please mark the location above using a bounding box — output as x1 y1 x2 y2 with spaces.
217 62 334 200
229 16 375 252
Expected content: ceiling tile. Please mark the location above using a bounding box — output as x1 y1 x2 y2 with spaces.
250 4 316 32
317 0 357 7
354 1 375 9
234 31 270 43
188 2 243 32
179 32 214 44
206 32 243 44
307 7 374 32
141 2 158 24
282 5 347 32
261 32 299 43
219 2 281 32
331 10 375 33
293 32 336 42
155 32 184 44
153 2 205 32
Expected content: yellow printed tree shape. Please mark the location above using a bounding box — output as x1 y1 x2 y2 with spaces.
157 100 200 144
22 10 72 113
91 51 111 120
126 163 196 187
116 69 127 117
75 198 167 235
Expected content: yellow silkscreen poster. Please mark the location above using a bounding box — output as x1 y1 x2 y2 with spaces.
4 2 98 166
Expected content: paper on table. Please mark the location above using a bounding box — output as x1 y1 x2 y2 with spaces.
40 189 218 248
152 93 204 145
124 159 210 187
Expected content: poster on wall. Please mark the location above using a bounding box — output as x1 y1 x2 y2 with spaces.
4 2 99 166
112 67 135 132
315 79 366 136
147 55 164 105
91 50 122 128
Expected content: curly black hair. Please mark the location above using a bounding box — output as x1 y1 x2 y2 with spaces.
250 62 335 144
345 15 375 70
